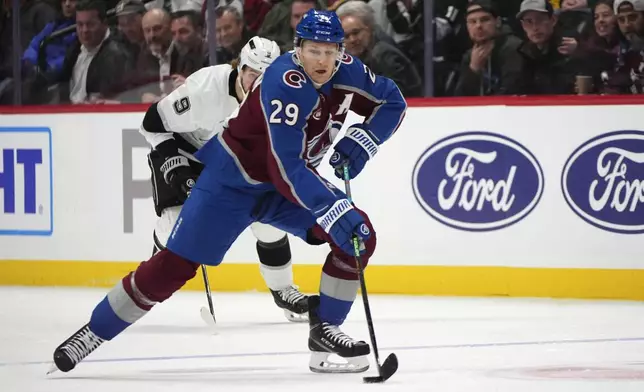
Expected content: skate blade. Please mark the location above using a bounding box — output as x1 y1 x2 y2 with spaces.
363 353 398 383
46 363 59 375
309 351 369 374
200 306 218 334
284 309 308 323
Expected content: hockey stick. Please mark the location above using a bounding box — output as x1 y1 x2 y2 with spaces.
341 163 398 383
199 264 218 333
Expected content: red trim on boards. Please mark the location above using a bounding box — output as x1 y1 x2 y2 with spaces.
405 95 644 107
1 95 644 114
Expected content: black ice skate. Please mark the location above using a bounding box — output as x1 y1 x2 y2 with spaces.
48 323 105 374
270 286 309 322
307 296 370 373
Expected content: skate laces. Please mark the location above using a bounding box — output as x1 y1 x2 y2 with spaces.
62 326 105 364
322 323 359 347
279 286 306 305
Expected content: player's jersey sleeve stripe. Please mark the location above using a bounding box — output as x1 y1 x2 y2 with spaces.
217 132 262 185
140 103 175 149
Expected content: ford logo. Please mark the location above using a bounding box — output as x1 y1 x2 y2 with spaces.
412 132 544 231
561 130 644 234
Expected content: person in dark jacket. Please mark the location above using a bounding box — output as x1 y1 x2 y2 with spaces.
574 0 621 93
557 0 594 40
598 0 644 93
113 0 146 61
516 0 581 94
213 5 254 65
455 0 525 96
336 0 423 97
258 0 326 53
22 0 77 74
169 10 207 83
55 0 132 102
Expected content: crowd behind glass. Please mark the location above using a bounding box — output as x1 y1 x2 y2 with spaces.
1 0 642 105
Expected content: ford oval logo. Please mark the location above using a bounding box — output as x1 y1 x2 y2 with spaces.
412 132 544 231
561 130 644 234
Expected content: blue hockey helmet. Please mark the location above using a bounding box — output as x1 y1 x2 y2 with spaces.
293 9 345 85
294 9 344 47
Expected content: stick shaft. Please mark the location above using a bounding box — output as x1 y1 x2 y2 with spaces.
342 164 383 373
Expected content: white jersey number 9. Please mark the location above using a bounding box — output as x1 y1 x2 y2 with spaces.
269 99 299 126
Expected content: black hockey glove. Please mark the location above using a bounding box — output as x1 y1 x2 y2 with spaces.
159 155 198 202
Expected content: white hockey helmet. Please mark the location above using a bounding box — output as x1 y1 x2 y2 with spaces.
238 36 281 74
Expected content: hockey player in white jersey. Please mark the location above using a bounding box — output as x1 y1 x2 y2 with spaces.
141 36 309 322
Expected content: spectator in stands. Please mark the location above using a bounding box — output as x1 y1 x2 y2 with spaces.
56 0 132 103
516 0 580 94
594 0 619 45
0 0 58 80
574 0 620 93
557 0 593 41
454 0 524 96
381 0 423 81
614 0 644 47
170 10 207 85
148 0 211 13
135 8 175 102
243 0 273 32
336 0 422 96
561 0 586 8
115 0 146 60
596 0 644 93
22 0 77 75
367 0 413 44
213 5 253 64
290 0 317 36
259 0 325 53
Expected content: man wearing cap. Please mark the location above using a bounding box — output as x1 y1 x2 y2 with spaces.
516 0 580 94
614 0 644 47
454 0 524 96
114 0 146 60
598 0 644 93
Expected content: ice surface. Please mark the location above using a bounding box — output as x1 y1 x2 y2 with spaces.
2 286 644 392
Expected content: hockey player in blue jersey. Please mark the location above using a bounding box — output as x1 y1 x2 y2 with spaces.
51 9 406 374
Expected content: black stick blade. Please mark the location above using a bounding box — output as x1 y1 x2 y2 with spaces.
362 353 398 383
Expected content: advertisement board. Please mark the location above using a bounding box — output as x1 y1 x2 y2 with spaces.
0 97 643 299
0 127 53 235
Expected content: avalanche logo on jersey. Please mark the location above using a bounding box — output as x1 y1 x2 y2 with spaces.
307 131 331 168
307 118 344 167
283 70 306 89
341 53 354 65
